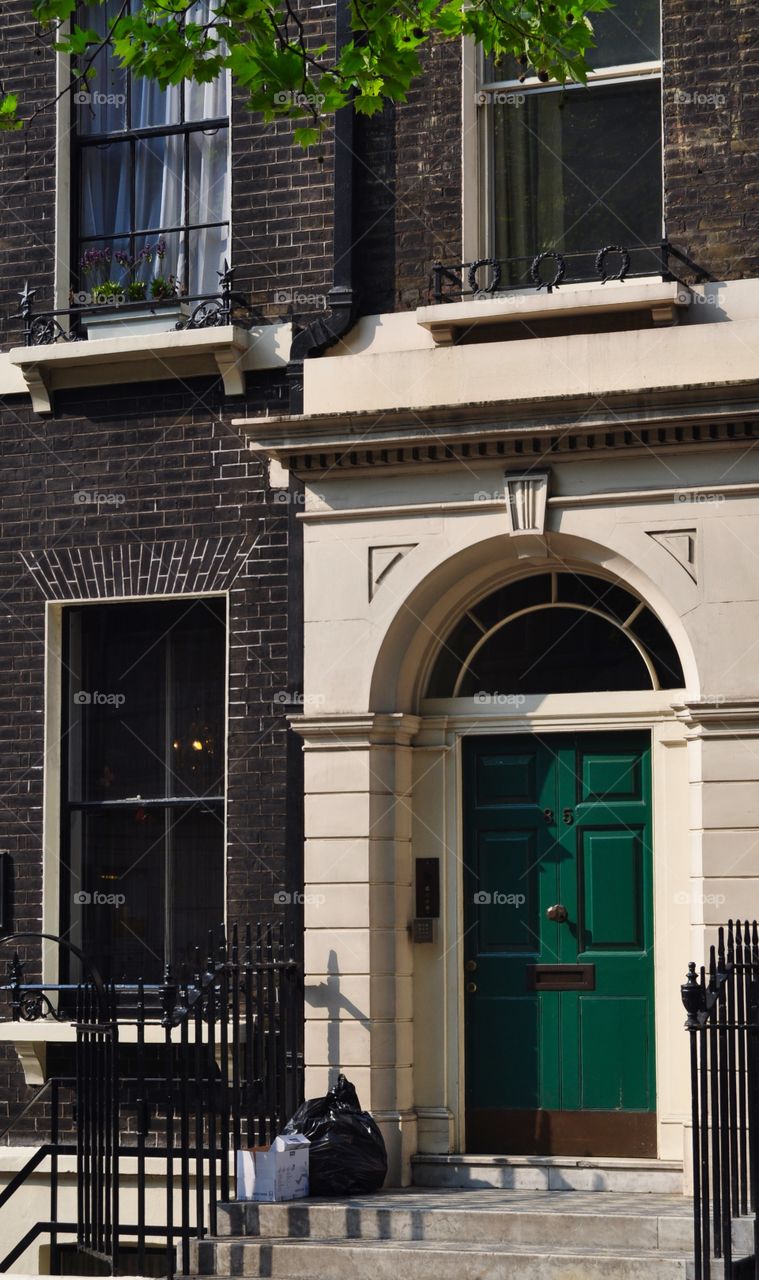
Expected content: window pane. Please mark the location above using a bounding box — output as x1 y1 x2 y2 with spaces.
132 230 183 294
186 70 228 122
131 76 181 129
458 609 653 695
78 0 127 133
69 807 166 982
134 134 184 234
170 808 225 967
63 598 226 980
70 603 166 802
188 128 229 225
589 0 661 67
80 143 131 238
426 573 684 696
188 127 230 292
170 602 225 797
492 80 662 283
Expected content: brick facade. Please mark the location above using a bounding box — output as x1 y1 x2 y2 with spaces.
663 0 758 281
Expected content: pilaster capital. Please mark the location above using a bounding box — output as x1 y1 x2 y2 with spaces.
672 698 759 737
289 711 422 750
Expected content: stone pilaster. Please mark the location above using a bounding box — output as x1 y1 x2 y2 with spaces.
290 712 420 1185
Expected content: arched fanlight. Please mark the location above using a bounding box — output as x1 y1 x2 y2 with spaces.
426 571 684 698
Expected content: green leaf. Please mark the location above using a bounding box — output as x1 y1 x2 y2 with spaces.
12 0 617 143
0 92 22 130
293 125 320 146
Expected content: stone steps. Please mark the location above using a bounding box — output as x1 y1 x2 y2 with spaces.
187 1188 711 1280
191 1237 692 1280
411 1155 685 1193
212 1192 695 1250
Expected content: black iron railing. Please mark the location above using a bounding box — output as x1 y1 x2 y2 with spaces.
0 1078 77 1273
429 241 709 304
10 262 254 347
0 921 304 1277
682 919 759 1280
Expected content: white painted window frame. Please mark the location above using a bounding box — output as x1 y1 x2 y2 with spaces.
54 30 233 315
463 18 664 267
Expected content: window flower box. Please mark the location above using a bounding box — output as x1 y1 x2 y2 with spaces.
83 302 188 341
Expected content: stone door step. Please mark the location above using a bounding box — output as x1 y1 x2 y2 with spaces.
213 1190 694 1250
190 1189 707 1280
190 1238 693 1280
411 1154 684 1193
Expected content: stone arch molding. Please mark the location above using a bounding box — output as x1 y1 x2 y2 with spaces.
368 530 700 713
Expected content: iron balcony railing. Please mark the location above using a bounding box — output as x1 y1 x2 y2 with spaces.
10 262 255 347
429 241 709 304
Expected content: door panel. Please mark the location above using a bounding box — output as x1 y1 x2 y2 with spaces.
464 731 655 1156
579 996 651 1110
580 830 643 949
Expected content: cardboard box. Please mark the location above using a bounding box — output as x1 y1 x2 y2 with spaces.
236 1133 310 1202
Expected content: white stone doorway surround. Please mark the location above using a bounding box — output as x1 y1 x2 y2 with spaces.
289 532 753 1185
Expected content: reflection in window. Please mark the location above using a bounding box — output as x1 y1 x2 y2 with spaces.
426 572 684 697
483 0 662 285
62 598 226 982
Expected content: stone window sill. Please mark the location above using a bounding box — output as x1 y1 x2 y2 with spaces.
416 279 693 345
8 323 289 413
0 1018 233 1084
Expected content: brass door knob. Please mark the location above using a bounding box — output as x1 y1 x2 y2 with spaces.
546 903 569 923
466 981 477 993
465 959 477 972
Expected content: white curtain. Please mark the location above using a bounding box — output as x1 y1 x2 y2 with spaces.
79 0 230 296
186 0 230 296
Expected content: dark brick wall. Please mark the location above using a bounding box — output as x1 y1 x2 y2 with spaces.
393 40 463 308
231 0 337 324
660 0 757 281
0 3 57 346
353 40 463 313
0 372 293 935
0 368 295 1131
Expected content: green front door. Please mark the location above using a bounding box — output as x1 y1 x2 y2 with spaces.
463 731 655 1157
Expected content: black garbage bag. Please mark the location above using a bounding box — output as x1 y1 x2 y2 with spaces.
283 1073 388 1195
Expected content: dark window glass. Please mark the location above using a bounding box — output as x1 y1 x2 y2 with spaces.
62 598 225 983
492 79 662 283
458 608 652 695
483 0 660 81
426 572 684 696
590 0 661 67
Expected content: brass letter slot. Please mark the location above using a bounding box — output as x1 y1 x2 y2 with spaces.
526 964 596 991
